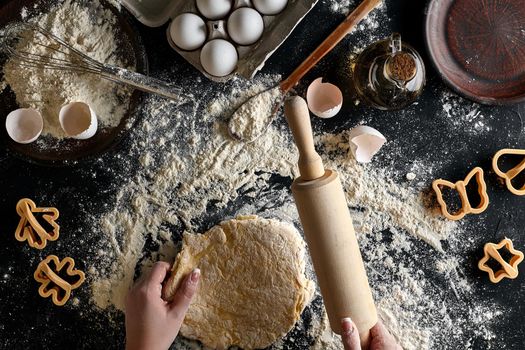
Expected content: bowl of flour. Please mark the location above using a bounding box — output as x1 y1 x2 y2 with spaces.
0 0 147 165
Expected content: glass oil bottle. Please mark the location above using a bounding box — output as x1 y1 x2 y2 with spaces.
352 33 426 110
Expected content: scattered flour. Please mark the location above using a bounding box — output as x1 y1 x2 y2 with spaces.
2 0 132 139
439 90 492 135
325 0 385 32
316 131 454 252
326 0 355 15
7 1 501 349
84 71 501 349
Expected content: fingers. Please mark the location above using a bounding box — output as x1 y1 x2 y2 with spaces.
145 261 172 286
168 268 201 323
126 261 172 308
370 320 402 349
370 319 388 337
341 318 361 350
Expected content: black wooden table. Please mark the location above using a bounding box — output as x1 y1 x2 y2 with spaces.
1 0 524 349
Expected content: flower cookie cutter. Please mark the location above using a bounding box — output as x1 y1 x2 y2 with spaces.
492 148 525 196
478 238 524 283
432 167 489 221
15 198 60 249
34 255 85 306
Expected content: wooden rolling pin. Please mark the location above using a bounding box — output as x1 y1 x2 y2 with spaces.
285 96 377 347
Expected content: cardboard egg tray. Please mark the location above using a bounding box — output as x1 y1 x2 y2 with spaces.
120 0 319 82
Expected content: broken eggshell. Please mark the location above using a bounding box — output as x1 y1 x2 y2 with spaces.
306 78 343 118
59 102 98 140
348 125 386 163
5 108 43 144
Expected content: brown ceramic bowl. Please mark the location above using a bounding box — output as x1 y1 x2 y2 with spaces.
0 0 148 166
425 0 525 105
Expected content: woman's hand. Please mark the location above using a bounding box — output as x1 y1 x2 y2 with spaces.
125 262 200 350
341 318 402 350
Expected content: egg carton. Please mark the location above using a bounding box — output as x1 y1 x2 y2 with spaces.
120 0 319 82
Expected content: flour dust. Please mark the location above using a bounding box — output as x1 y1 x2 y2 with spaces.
83 69 501 349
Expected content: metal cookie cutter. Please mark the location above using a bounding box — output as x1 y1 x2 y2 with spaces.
15 198 60 249
492 149 525 196
478 238 524 283
432 167 489 221
34 255 85 306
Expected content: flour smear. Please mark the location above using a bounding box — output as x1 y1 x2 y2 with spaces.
84 71 500 349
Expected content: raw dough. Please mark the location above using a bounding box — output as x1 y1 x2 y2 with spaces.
162 215 315 349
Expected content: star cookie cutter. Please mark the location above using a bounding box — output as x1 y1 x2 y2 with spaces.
478 238 524 283
34 255 85 306
432 167 489 221
15 198 60 249
493 148 525 196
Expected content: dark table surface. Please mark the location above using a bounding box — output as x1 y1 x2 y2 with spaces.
1 0 525 349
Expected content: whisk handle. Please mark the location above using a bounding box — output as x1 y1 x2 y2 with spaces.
102 66 191 103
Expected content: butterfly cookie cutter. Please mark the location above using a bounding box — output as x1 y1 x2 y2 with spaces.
478 238 524 283
34 255 85 306
493 148 525 196
432 167 489 221
15 198 60 249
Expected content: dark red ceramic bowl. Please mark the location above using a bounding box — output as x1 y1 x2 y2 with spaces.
425 0 525 105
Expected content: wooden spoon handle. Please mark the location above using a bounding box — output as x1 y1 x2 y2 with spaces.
280 0 382 92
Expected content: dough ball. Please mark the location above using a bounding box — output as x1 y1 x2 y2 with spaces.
163 215 315 349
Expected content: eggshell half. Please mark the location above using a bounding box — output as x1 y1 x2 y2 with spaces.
5 108 43 144
59 102 98 140
348 125 386 163
306 78 343 118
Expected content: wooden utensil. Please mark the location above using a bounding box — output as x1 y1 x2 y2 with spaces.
228 0 382 142
285 96 377 347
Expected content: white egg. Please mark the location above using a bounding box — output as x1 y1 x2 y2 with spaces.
227 8 264 46
5 108 43 144
169 13 207 51
196 0 232 20
253 0 288 15
200 39 238 77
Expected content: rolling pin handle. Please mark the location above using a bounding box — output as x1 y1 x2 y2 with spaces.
284 96 325 181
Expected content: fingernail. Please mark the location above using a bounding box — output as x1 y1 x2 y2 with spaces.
190 268 201 283
341 317 355 335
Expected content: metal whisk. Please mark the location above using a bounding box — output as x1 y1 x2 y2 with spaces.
0 22 192 104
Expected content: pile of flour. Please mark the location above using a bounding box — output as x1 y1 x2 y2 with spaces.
2 0 131 139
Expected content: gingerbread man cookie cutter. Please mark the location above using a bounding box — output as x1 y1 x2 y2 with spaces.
492 149 525 196
478 238 524 283
432 167 489 221
15 198 60 249
34 255 85 306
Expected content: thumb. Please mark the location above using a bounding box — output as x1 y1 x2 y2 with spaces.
168 268 201 324
341 318 361 350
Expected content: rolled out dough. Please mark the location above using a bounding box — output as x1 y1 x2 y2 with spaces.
162 215 315 349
